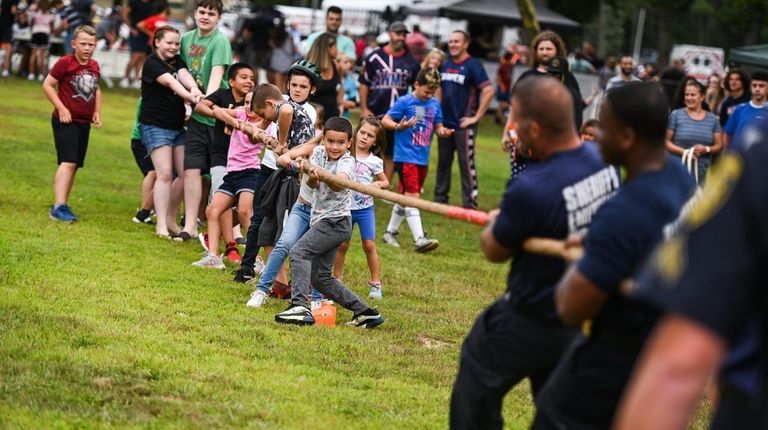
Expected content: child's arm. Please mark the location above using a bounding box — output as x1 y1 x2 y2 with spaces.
381 114 416 131
195 99 237 119
42 75 71 123
92 85 102 128
176 68 204 101
156 71 201 105
274 102 294 155
206 65 226 95
371 171 389 190
276 135 322 169
435 123 454 138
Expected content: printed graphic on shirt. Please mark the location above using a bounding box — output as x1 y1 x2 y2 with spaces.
562 166 621 235
70 71 99 103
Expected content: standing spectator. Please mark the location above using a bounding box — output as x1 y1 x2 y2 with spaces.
240 7 273 84
135 0 169 45
569 52 596 74
28 0 55 81
640 62 659 81
724 70 768 146
495 50 514 124
421 47 445 70
268 19 297 92
666 80 723 183
59 0 94 55
598 55 617 88
435 29 494 209
406 24 429 62
339 53 357 118
658 57 687 105
706 73 725 116
121 0 153 88
605 55 640 91
0 0 18 77
307 32 343 118
358 21 420 183
304 6 355 62
719 69 751 127
580 40 602 69
42 25 102 222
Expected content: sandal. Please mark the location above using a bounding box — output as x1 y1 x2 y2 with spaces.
156 233 173 240
174 231 193 242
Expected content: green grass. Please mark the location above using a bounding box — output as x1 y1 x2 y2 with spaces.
0 79 709 429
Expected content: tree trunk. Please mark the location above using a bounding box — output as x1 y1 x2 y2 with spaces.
518 0 540 44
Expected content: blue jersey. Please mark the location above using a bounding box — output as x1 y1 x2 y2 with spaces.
724 102 768 138
358 47 420 116
387 94 443 166
440 56 491 129
492 142 620 320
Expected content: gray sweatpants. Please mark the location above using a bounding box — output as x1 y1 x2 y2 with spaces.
435 126 479 209
288 216 369 314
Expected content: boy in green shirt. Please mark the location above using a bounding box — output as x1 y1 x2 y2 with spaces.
178 0 232 241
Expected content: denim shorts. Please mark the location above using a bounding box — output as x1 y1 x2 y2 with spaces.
139 123 186 154
351 206 376 241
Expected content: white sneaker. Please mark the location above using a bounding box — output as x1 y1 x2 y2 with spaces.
119 77 130 88
1 69 9 77
27 73 35 80
414 237 439 253
246 289 267 308
253 255 265 275
131 79 141 89
368 281 382 300
192 252 225 269
382 231 401 248
37 74 45 81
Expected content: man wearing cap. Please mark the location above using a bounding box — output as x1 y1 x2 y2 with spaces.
305 6 356 61
435 30 494 209
359 21 420 182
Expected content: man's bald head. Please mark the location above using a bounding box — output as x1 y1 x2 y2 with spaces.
511 76 575 138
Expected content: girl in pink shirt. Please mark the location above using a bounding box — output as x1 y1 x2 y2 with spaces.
192 102 274 269
28 0 56 80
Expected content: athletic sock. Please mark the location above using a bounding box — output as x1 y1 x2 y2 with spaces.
386 204 406 233
404 207 425 242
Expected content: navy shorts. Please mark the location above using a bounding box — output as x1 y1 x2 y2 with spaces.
131 138 155 176
351 206 376 241
217 168 259 198
52 117 90 167
129 33 150 53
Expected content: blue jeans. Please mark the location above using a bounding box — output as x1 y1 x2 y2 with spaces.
255 202 311 293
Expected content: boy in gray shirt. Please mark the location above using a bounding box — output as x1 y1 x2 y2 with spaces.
275 117 385 328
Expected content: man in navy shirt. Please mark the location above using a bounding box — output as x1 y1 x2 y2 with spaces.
616 116 768 430
359 21 420 182
450 76 620 430
532 82 697 429
436 30 494 209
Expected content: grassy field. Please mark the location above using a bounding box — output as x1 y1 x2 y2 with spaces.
0 78 537 429
0 79 710 429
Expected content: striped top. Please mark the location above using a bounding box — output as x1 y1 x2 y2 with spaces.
668 108 721 150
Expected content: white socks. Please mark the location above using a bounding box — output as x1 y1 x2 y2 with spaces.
386 204 406 233
404 207 425 241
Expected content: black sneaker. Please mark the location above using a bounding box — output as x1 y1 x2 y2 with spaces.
275 305 315 326
232 267 256 284
132 208 154 224
346 308 385 328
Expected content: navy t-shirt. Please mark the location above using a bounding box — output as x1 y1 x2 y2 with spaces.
719 91 750 127
358 47 420 116
205 88 244 168
578 157 696 342
440 56 491 129
492 142 620 320
634 117 768 428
